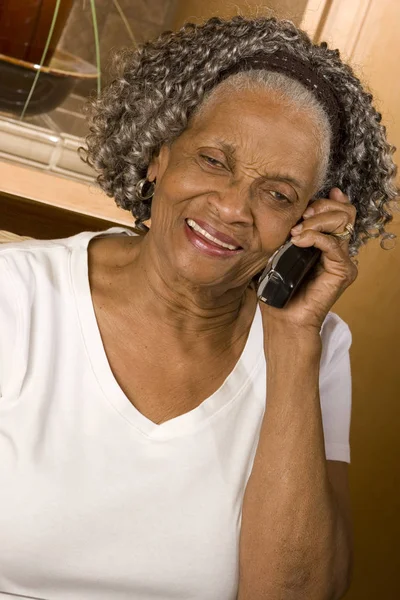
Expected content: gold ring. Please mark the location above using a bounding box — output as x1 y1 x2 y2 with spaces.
331 223 354 240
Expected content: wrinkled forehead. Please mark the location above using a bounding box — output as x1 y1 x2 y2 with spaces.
184 87 325 191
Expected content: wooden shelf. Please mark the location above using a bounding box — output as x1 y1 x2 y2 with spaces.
0 159 138 238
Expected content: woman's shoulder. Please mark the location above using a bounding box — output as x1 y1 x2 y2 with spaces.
0 238 53 302
0 236 77 363
0 230 102 328
0 233 78 295
0 230 98 397
0 230 86 263
88 230 142 271
0 249 34 399
0 227 136 282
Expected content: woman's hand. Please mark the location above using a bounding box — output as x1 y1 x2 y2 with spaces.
260 188 358 335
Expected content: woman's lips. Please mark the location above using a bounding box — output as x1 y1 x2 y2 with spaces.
190 218 242 248
184 221 243 258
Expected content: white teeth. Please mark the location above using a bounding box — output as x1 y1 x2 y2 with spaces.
186 219 239 250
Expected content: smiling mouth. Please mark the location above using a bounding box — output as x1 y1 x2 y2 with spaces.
185 219 242 250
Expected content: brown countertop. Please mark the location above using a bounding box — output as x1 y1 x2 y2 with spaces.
0 159 132 225
0 159 144 238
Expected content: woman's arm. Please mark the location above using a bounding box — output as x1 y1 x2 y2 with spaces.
237 187 357 599
237 322 352 600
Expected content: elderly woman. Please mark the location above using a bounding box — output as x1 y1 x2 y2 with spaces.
0 15 398 600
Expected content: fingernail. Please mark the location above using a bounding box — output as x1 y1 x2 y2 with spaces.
291 235 302 243
291 224 303 234
302 207 314 218
333 187 344 198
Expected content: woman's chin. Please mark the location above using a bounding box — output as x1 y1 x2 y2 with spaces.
171 254 248 293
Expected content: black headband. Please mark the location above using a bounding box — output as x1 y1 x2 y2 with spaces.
216 49 344 164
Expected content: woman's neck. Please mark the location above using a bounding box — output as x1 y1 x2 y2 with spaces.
131 235 254 339
89 233 256 356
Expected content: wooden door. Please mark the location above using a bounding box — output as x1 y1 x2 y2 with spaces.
301 2 400 598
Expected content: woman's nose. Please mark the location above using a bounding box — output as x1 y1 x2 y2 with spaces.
206 185 253 224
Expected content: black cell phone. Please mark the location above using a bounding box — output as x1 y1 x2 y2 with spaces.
256 240 321 309
256 186 351 308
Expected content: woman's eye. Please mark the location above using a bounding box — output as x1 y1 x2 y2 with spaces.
268 190 291 203
200 155 225 169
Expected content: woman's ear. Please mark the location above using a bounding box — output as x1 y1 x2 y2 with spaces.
147 145 170 182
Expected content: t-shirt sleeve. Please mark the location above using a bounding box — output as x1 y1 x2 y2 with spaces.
319 314 353 463
0 255 23 399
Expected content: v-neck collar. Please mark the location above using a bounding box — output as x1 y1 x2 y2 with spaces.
69 228 264 440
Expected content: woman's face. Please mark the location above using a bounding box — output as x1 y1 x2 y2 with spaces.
147 86 324 293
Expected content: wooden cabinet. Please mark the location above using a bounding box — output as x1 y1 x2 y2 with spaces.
0 161 136 238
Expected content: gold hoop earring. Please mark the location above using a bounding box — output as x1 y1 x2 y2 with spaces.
135 178 155 200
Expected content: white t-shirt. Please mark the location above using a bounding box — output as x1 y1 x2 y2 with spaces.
0 227 352 600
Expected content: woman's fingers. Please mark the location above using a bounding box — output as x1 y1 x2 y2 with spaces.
290 187 357 280
303 188 356 222
290 188 357 250
291 227 346 256
290 210 351 238
290 228 358 283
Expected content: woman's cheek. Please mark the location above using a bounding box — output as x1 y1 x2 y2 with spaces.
255 213 292 251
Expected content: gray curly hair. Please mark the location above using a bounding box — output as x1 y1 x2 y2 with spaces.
81 15 399 257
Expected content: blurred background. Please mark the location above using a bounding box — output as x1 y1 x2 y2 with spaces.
0 1 399 598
